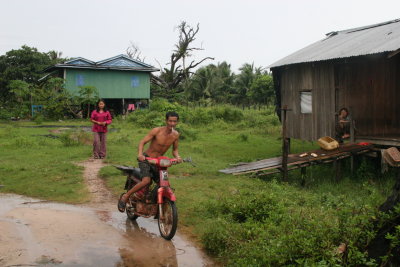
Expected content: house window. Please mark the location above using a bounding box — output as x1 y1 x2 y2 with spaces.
76 74 84 86
131 76 140 88
300 91 312 114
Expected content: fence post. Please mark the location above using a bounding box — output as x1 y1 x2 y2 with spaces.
281 105 290 182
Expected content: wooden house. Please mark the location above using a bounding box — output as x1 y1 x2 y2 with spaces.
269 19 400 146
43 54 158 114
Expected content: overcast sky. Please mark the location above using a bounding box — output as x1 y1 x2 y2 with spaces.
1 0 400 72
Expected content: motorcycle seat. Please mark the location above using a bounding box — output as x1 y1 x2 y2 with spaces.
114 165 142 178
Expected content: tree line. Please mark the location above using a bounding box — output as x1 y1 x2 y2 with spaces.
149 21 274 108
0 46 102 119
152 61 274 108
0 22 274 119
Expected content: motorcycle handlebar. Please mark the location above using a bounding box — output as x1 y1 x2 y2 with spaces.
141 156 195 166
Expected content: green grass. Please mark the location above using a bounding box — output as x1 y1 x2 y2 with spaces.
101 113 394 265
0 122 90 203
0 106 397 265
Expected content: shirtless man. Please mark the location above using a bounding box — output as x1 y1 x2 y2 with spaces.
118 111 181 212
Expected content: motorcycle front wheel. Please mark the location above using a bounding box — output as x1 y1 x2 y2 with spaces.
158 200 178 240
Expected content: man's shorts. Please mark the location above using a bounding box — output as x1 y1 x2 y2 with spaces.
138 160 159 182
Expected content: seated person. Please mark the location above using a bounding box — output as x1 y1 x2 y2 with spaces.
335 107 350 143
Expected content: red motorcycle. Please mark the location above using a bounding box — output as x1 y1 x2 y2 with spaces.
115 156 191 240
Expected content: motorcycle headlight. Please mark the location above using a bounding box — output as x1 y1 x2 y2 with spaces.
159 159 172 167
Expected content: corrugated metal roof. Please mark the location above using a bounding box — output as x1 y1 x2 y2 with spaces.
45 55 159 72
97 54 154 68
65 57 95 65
269 19 400 68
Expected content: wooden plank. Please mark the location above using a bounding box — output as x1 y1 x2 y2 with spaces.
220 143 373 175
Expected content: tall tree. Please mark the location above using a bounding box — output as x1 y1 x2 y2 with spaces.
186 62 234 104
151 21 214 100
78 86 99 118
0 45 64 102
248 73 275 106
232 63 261 107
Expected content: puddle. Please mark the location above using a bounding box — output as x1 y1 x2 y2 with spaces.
0 194 213 267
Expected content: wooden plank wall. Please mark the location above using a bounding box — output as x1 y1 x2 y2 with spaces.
280 62 335 141
336 55 400 137
277 54 400 141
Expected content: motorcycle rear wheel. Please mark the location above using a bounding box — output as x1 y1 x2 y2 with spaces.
158 200 178 240
120 193 139 220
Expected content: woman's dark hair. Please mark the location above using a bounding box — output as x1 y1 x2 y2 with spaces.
166 111 179 120
338 107 349 116
96 99 108 112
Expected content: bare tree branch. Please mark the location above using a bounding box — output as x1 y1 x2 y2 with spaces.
152 21 213 99
126 41 146 62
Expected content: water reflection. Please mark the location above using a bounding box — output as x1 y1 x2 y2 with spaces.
0 194 210 267
116 219 178 267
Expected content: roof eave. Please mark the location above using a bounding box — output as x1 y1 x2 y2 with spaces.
47 65 159 72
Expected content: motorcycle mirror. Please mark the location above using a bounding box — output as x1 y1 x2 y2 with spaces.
183 157 197 167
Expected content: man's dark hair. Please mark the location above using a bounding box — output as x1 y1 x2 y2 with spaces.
166 111 179 120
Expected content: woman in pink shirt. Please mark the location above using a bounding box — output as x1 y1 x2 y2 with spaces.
90 100 112 159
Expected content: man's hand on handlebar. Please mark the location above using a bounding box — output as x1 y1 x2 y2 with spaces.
137 155 146 161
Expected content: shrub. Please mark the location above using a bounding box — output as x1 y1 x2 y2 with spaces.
13 136 37 148
59 130 91 147
127 110 164 128
127 102 279 130
149 98 184 114
0 107 13 120
237 133 248 142
200 181 380 266
33 114 45 125
176 124 197 141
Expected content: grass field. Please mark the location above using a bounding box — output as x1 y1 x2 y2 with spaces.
0 105 397 266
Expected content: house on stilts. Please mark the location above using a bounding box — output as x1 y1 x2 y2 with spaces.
220 19 400 176
269 19 400 147
43 54 159 115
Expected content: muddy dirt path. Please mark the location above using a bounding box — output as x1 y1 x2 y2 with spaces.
0 159 213 267
78 158 112 205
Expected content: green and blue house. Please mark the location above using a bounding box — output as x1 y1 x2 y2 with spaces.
43 54 158 114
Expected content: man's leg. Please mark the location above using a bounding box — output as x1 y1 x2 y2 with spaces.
121 176 151 202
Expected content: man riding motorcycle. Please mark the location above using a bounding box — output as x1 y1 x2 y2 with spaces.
118 111 182 212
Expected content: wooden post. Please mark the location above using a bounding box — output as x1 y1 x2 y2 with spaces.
350 119 355 174
334 158 342 182
282 105 289 182
122 98 125 115
301 167 306 186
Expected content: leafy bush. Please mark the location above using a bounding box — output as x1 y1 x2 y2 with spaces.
176 123 198 141
33 114 45 125
237 133 248 142
0 107 13 120
200 181 380 266
183 105 244 125
149 98 184 114
59 130 91 147
127 110 164 128
13 136 37 148
126 101 280 130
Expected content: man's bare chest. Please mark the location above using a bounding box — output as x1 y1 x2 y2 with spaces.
154 134 175 147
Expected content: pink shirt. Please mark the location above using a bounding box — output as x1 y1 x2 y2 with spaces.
91 110 112 133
